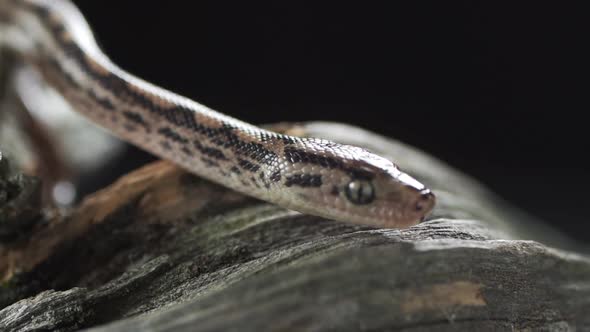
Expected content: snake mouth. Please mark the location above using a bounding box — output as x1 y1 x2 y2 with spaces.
420 215 430 223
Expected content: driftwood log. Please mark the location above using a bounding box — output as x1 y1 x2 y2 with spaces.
0 122 589 331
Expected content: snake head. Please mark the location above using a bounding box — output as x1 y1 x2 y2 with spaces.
338 161 436 228
280 142 435 228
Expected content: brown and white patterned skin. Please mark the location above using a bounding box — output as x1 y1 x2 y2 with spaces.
0 0 435 228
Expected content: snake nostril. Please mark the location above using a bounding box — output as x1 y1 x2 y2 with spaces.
415 189 434 212
415 202 424 212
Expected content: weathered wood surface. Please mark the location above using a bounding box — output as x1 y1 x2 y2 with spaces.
0 122 589 332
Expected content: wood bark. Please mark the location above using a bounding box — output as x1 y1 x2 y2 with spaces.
0 122 588 332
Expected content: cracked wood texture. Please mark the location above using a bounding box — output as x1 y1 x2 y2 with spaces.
0 122 589 332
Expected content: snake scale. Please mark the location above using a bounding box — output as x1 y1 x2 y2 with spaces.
0 0 435 228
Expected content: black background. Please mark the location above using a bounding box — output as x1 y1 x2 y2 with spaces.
72 1 588 242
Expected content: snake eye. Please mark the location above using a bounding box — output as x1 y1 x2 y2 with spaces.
345 179 375 205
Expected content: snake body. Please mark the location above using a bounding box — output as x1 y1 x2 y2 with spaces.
0 0 435 228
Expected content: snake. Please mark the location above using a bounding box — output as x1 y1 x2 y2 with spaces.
0 0 435 228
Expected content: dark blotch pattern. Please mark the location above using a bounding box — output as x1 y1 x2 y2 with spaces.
284 147 342 169
284 147 375 180
238 159 260 173
85 89 114 111
269 170 282 182
180 147 193 156
193 141 227 160
348 169 375 181
46 56 81 89
258 172 271 189
201 157 219 168
123 124 137 132
284 174 323 188
158 127 188 144
123 111 150 131
250 177 261 188
159 141 172 151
